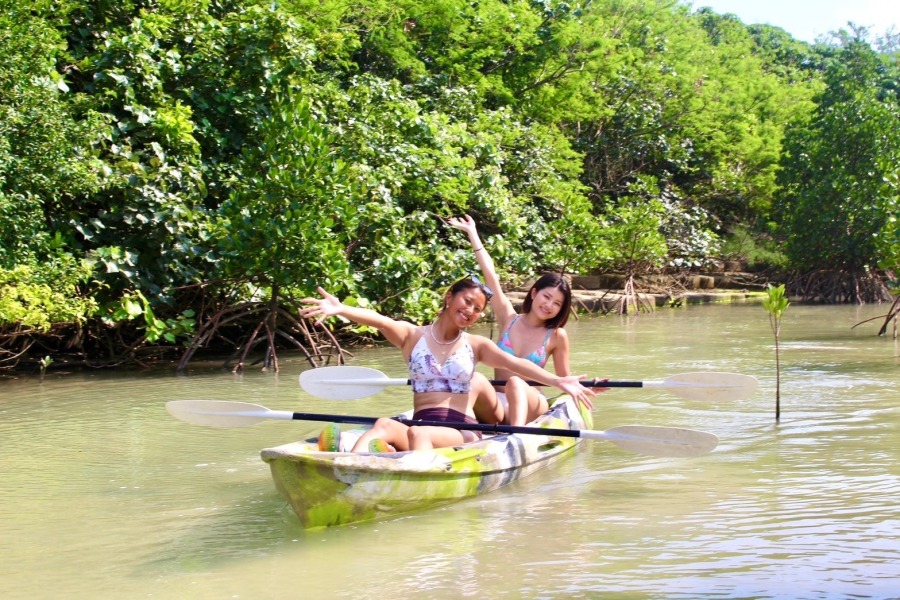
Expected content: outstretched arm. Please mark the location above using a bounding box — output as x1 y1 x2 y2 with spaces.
447 215 516 323
300 287 415 349
471 335 595 409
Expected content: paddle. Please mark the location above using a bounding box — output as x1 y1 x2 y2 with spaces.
299 366 758 402
165 399 719 458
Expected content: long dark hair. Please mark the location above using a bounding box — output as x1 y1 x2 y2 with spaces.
521 273 572 328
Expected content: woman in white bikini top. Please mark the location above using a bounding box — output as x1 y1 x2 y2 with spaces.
407 329 476 394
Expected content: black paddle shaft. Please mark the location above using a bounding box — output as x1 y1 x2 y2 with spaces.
289 412 582 438
468 379 641 388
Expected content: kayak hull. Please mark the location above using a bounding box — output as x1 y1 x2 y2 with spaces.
260 396 592 529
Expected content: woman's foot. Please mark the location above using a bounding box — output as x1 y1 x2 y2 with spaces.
317 423 341 452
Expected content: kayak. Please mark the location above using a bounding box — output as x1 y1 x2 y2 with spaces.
260 395 592 529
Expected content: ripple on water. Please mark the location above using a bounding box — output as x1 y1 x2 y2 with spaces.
3 304 899 599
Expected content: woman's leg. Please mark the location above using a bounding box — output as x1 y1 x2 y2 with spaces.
471 371 505 424
505 377 549 426
351 417 410 452
406 425 470 451
525 390 550 424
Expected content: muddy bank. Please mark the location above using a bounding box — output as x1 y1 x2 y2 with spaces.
2 271 773 374
508 271 772 314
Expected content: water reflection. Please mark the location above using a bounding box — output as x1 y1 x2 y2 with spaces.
1 303 898 599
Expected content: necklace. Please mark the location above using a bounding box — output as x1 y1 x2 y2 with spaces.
428 324 461 346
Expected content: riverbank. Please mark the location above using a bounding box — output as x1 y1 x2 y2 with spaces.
508 271 771 314
0 270 774 375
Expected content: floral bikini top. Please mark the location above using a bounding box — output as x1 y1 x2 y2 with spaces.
496 315 553 367
408 331 475 394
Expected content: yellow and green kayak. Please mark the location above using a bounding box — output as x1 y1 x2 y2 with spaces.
260 396 592 529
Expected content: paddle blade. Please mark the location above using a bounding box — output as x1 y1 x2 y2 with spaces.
299 365 408 400
657 372 758 402
588 425 719 458
166 400 271 428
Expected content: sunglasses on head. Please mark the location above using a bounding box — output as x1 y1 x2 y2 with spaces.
470 274 494 300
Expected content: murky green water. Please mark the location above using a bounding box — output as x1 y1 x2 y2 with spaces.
1 303 898 599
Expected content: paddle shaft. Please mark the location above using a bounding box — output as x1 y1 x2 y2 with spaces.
496 379 641 388
325 378 680 389
248 409 594 438
299 366 758 401
166 400 719 456
346 378 723 389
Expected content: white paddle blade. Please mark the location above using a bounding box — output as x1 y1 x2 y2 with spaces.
656 372 758 402
166 400 272 428
589 425 720 458
299 365 408 400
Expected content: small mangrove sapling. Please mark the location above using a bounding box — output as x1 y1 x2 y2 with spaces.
763 284 790 421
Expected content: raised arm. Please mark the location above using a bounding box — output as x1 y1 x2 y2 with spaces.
300 287 415 349
447 215 516 323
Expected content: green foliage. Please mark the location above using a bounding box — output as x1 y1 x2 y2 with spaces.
878 171 900 272
562 1 817 236
686 10 817 224
598 199 669 275
175 2 320 196
776 35 900 273
747 23 826 84
4 0 898 368
107 290 196 343
720 225 788 271
0 257 98 331
304 75 601 317
63 9 211 300
345 0 609 110
462 105 604 277
213 91 359 294
593 175 720 272
0 8 106 267
763 283 790 321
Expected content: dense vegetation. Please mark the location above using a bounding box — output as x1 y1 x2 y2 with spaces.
1 0 898 371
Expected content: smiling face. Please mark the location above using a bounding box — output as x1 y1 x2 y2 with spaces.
442 280 489 329
522 273 572 328
529 286 565 321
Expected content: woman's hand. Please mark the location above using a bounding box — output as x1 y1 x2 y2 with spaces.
591 378 611 393
557 374 598 411
447 214 478 238
299 287 342 324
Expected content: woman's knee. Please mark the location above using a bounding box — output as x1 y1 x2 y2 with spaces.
506 376 529 394
372 417 393 430
370 417 401 439
471 372 495 401
472 375 503 423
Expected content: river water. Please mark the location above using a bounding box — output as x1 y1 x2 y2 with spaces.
1 303 898 599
